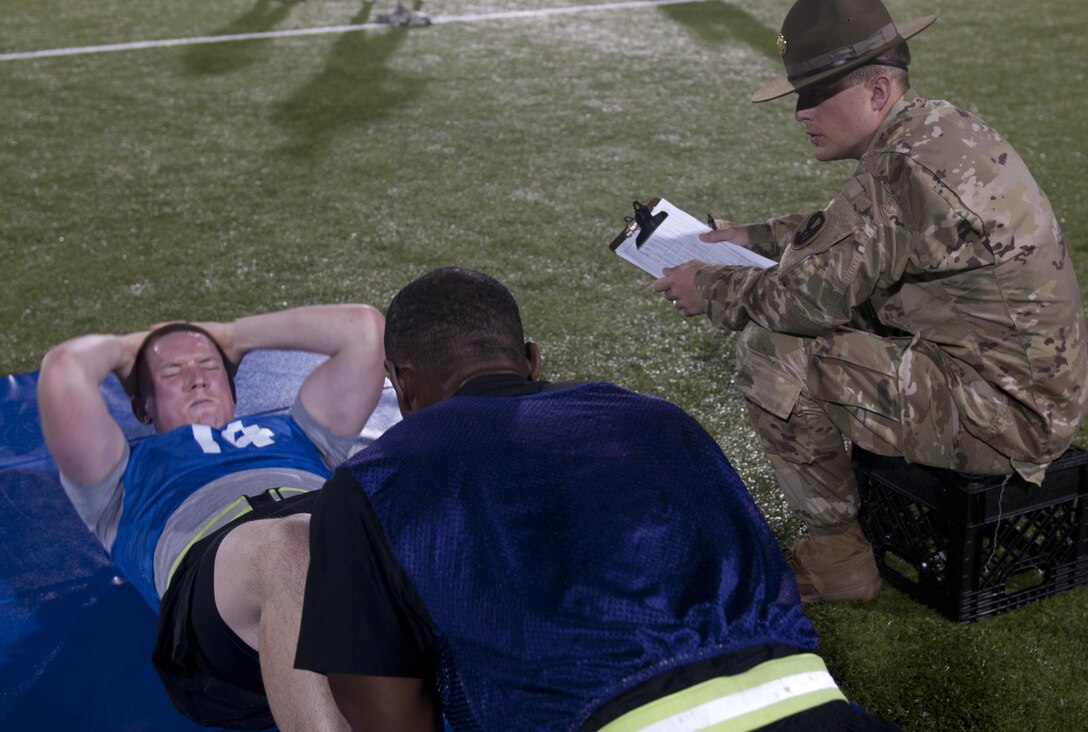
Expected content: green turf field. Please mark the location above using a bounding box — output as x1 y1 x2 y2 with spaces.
2 1 1086 729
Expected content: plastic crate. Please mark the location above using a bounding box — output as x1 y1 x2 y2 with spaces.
854 446 1088 622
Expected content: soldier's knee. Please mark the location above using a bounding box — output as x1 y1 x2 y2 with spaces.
735 324 805 376
734 325 814 421
734 322 767 375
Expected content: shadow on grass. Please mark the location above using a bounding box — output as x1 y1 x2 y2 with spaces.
180 0 302 76
270 1 429 160
659 1 779 60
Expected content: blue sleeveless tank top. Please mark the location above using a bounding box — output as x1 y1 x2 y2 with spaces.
112 415 331 608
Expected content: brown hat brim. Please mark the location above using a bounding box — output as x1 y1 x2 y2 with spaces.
751 15 936 103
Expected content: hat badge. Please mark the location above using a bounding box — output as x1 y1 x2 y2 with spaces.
776 33 787 56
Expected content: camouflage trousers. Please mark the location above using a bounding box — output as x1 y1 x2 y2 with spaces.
734 323 1016 532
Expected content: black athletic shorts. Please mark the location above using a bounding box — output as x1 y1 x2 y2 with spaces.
151 490 320 730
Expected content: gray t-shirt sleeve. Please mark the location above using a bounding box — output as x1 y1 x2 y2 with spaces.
59 442 129 552
289 397 357 469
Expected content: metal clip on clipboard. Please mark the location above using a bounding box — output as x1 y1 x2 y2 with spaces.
613 197 670 250
635 200 665 247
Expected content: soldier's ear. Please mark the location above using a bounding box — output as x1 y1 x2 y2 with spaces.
868 73 893 112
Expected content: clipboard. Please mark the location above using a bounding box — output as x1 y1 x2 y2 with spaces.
609 198 774 278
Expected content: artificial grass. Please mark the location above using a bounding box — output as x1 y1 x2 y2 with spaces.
1 1 1086 729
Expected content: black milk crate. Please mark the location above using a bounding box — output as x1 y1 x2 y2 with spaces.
853 446 1088 622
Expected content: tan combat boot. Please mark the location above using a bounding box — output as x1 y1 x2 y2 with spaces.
784 521 881 604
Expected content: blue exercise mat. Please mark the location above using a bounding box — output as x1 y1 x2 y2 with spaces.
0 351 401 731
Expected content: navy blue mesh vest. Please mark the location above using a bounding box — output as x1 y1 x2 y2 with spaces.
347 382 816 730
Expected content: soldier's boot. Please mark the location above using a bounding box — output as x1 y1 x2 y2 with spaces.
784 521 881 604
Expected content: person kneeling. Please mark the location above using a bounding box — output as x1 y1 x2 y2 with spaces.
295 268 899 731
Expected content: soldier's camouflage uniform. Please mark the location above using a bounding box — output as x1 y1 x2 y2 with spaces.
695 90 1088 531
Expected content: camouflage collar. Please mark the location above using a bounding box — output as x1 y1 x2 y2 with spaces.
862 88 922 155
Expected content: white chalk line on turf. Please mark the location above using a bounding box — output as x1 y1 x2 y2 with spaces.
0 0 704 62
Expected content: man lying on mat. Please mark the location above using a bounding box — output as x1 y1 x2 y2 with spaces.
38 304 385 731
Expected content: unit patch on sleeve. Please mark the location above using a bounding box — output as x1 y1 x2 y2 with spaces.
793 210 827 249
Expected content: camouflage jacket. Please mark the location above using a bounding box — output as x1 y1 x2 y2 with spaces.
695 90 1087 469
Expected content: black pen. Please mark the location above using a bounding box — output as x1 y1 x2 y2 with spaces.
707 213 718 231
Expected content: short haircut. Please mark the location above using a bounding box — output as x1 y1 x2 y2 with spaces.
384 267 526 374
850 41 911 88
130 323 238 418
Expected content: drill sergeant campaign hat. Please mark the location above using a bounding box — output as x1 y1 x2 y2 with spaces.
752 0 936 102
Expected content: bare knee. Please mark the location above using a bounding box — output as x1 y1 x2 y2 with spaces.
267 513 312 577
214 513 313 649
221 513 311 582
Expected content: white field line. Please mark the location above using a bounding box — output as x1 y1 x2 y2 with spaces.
0 0 707 62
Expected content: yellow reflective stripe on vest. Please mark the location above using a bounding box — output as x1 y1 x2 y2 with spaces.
164 496 253 592
162 485 315 587
163 486 313 591
598 654 846 732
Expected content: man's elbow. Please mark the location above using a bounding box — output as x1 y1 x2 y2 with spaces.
40 341 71 372
38 342 84 394
356 303 385 329
345 305 386 355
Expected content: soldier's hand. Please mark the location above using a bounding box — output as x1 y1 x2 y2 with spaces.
700 221 749 246
652 261 707 317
